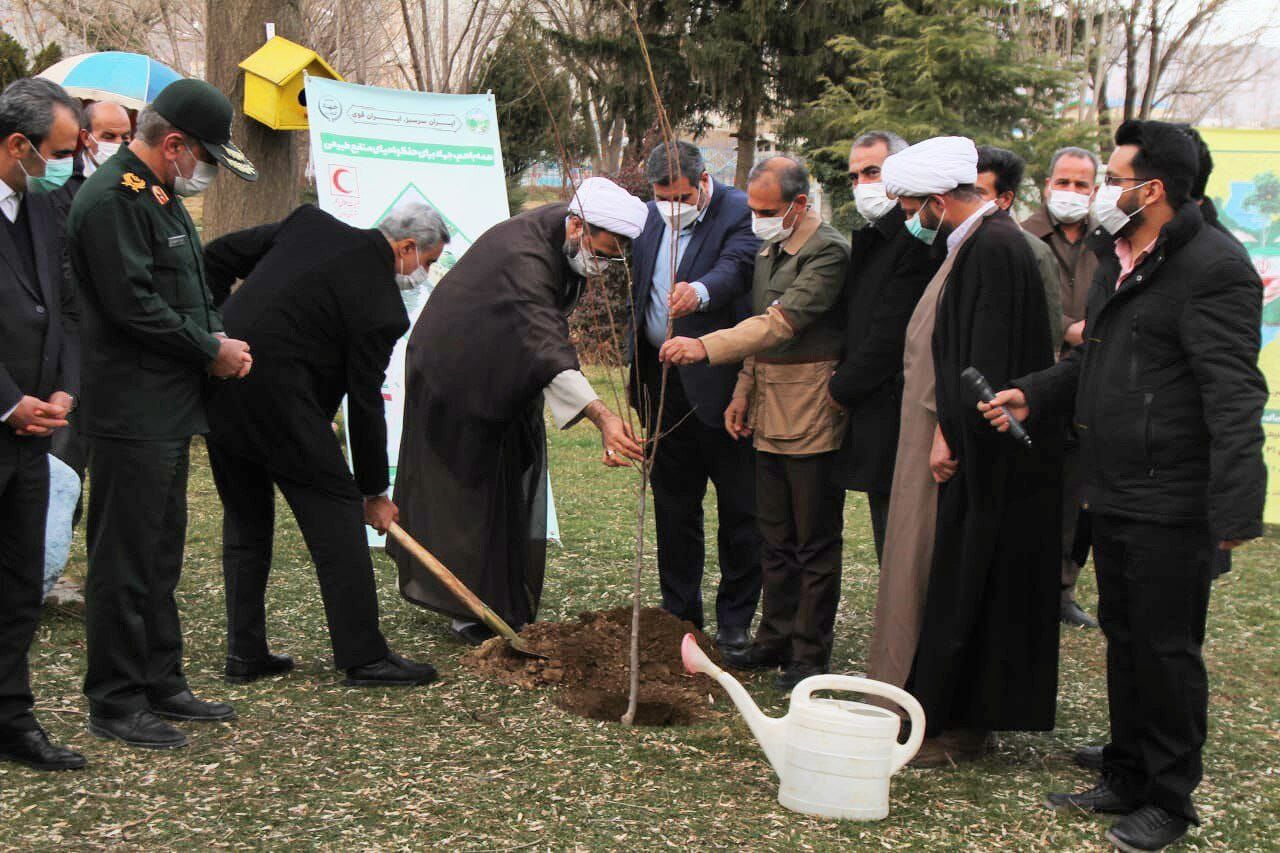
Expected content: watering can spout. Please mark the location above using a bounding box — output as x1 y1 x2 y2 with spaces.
681 634 787 774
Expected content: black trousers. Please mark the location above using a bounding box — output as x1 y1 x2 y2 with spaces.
867 491 890 563
84 437 191 717
207 440 389 670
753 451 846 667
0 442 50 732
640 358 761 631
1093 514 1214 824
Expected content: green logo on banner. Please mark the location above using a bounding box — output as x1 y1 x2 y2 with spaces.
320 132 494 166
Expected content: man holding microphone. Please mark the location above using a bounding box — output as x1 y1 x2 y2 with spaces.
981 120 1266 852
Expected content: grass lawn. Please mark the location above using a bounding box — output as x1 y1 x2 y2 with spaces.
3 367 1277 849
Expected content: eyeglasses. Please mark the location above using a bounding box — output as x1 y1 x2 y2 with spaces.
1103 175 1149 187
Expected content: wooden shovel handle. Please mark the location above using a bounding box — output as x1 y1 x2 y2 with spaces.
386 522 520 643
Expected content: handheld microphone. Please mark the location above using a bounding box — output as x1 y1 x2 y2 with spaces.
962 367 1032 449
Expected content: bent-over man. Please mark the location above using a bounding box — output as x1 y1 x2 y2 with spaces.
205 203 444 688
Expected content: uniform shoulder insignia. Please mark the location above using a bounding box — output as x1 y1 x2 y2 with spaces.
152 185 170 205
121 173 146 193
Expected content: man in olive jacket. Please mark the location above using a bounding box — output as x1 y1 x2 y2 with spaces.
662 156 850 690
984 120 1266 853
69 80 257 751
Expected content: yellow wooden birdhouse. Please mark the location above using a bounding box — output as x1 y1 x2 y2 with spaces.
238 36 342 130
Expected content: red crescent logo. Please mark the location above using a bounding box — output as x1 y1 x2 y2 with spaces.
332 167 353 195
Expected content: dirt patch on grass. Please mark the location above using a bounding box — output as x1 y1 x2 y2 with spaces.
462 607 727 726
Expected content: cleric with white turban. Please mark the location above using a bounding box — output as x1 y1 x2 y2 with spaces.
569 176 650 240
882 136 978 199
868 129 1062 764
389 173 646 644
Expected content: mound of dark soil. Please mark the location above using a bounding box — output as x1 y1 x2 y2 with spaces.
462 607 727 726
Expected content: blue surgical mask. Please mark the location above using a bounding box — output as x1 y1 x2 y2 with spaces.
905 212 938 245
19 137 73 193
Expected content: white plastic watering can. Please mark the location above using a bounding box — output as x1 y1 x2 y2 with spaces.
681 634 925 821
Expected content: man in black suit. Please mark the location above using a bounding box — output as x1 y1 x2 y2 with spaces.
205 203 444 688
629 141 762 653
0 78 85 771
828 131 941 561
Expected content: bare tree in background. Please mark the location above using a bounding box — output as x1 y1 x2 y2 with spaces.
396 0 517 92
8 0 204 73
202 0 303 239
1117 0 1275 122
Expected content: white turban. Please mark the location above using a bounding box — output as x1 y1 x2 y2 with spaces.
567 176 649 240
882 136 978 198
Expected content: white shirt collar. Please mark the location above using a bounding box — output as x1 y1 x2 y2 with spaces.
946 200 997 253
0 176 21 223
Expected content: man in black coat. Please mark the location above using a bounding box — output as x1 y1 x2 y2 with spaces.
629 141 761 651
0 78 85 771
828 131 940 560
205 203 444 688
986 120 1267 852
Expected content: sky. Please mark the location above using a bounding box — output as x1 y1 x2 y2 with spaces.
1215 0 1280 47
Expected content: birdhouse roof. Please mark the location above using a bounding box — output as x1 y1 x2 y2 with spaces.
238 36 340 86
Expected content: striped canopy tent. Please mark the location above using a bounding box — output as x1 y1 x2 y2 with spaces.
37 52 182 110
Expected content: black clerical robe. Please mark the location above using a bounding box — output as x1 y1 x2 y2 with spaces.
388 204 582 629
909 209 1064 735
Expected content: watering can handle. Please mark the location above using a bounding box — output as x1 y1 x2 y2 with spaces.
791 675 926 774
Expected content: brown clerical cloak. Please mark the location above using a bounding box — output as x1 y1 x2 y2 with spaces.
388 204 582 628
908 209 1064 736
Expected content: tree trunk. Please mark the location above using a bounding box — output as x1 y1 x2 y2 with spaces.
733 79 758 190
203 0 304 241
1122 2 1139 123
1139 0 1161 119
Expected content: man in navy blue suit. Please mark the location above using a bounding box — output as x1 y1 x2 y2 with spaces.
629 141 761 653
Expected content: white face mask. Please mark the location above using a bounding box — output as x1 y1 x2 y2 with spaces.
1093 181 1150 236
395 247 431 290
751 201 796 244
565 239 608 278
854 181 896 222
657 180 706 232
1047 189 1091 224
174 145 219 197
90 136 121 164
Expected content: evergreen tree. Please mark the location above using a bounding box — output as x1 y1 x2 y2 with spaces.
540 0 709 173
797 0 1096 230
687 0 874 187
29 43 64 76
479 14 584 215
0 29 29 90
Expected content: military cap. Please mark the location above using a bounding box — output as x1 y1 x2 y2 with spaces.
152 78 258 182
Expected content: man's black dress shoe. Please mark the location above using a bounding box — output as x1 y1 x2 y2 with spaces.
151 690 237 722
1061 597 1099 628
723 643 790 670
344 651 438 687
774 663 825 691
1044 779 1138 815
1075 744 1106 772
225 652 295 684
1106 805 1190 851
451 623 496 646
714 626 750 653
88 710 189 750
0 728 86 770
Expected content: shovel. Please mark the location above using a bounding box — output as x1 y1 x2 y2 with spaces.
387 522 548 659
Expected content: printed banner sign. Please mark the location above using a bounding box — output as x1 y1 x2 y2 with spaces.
305 76 560 545
1201 130 1280 526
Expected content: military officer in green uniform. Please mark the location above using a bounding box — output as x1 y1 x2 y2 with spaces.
67 78 258 750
